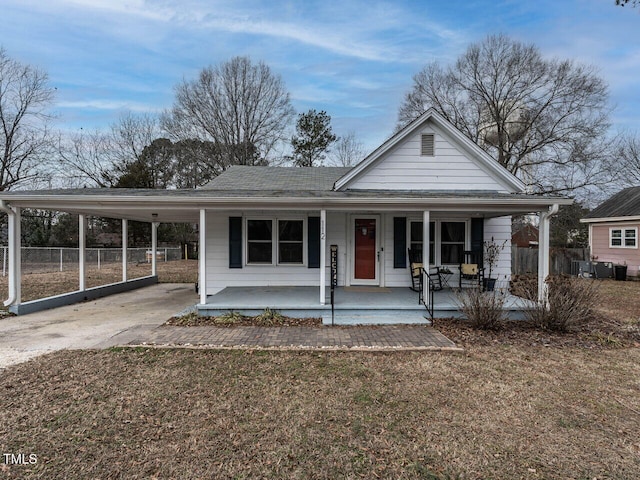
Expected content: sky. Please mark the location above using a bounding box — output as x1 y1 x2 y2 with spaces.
2 0 640 154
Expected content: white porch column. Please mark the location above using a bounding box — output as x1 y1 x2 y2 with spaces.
122 219 128 282
3 206 21 306
79 214 86 291
538 204 559 303
422 210 431 307
199 209 207 305
320 209 326 305
151 221 159 277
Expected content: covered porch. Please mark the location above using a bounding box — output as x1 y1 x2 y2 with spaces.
198 286 534 325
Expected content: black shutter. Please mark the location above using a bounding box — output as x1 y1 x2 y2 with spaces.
470 217 484 265
229 217 242 268
308 216 320 268
393 217 407 268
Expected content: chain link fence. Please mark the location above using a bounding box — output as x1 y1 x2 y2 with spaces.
1 246 183 275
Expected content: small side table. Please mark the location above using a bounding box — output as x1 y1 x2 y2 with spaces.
439 268 453 289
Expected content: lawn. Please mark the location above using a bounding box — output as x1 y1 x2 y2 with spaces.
0 272 639 478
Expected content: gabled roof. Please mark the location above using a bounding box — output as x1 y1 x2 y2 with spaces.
333 108 526 193
582 186 640 222
202 166 351 192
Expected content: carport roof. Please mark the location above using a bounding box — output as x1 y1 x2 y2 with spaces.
0 185 571 223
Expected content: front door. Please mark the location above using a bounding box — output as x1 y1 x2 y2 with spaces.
352 216 379 285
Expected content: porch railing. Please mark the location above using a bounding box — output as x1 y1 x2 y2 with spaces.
418 268 434 320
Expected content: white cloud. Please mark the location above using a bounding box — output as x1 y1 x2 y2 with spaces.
57 99 158 112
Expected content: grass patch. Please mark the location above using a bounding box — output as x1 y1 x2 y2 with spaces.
1 348 639 479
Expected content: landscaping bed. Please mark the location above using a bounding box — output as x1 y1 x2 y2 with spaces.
165 309 322 327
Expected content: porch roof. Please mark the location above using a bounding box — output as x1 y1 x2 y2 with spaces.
0 186 571 223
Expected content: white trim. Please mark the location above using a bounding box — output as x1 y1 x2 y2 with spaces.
581 215 640 224
244 216 307 266
349 214 381 286
408 218 470 266
334 108 526 193
199 209 207 305
609 227 638 249
79 214 86 291
122 219 127 282
538 204 559 303
320 209 326 305
422 211 430 308
151 221 159 276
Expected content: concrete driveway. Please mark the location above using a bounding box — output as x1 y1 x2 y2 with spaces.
0 283 197 369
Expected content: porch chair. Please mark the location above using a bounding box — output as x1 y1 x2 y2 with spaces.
408 248 443 292
458 250 485 289
408 248 422 292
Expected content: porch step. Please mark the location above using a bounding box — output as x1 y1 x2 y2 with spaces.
322 309 431 326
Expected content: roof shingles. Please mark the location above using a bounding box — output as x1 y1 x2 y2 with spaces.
584 186 640 219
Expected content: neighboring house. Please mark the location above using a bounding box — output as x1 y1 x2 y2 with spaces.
581 186 640 277
512 223 539 248
0 109 571 317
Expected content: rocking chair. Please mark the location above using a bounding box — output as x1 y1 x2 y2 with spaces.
458 250 485 289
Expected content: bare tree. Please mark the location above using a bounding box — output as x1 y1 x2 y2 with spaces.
332 131 366 167
56 129 112 187
619 133 640 186
398 34 613 196
0 47 55 191
162 56 294 166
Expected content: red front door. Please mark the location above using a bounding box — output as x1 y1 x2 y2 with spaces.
354 218 377 280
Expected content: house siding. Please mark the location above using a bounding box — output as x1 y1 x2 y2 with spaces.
347 123 510 192
205 211 348 295
485 216 512 285
205 211 514 296
591 222 640 277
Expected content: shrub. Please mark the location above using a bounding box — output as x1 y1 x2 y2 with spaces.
456 287 507 330
524 275 600 332
254 307 285 325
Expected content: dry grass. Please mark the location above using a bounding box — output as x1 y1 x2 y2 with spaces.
1 272 639 478
1 348 639 479
0 260 197 304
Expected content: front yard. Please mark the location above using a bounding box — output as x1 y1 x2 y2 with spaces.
0 269 639 479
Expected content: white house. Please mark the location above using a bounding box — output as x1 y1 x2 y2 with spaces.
0 109 571 320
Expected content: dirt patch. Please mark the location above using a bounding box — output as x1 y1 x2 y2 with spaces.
166 310 322 327
0 259 197 304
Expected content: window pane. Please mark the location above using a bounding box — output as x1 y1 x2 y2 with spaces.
442 244 464 264
248 220 272 241
612 238 622 246
410 222 422 242
279 243 303 263
625 229 636 247
611 230 622 238
279 220 303 241
248 243 272 263
441 222 465 242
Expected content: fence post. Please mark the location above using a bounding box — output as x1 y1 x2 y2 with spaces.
164 248 167 262
59 248 63 272
98 249 101 270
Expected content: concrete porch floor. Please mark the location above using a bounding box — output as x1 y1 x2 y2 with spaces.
197 286 533 324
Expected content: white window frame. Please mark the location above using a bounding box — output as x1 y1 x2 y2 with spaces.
245 216 307 266
610 227 638 249
408 218 471 266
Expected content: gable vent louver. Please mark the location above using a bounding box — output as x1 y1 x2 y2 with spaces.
421 134 435 156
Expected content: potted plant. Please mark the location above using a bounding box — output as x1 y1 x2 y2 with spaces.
483 237 507 291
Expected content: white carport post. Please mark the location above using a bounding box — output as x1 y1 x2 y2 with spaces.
122 219 128 282
320 209 326 305
79 214 86 291
151 221 159 277
422 210 431 308
2 205 21 306
538 204 559 304
199 209 207 305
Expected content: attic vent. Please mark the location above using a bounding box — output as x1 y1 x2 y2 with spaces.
421 134 435 156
